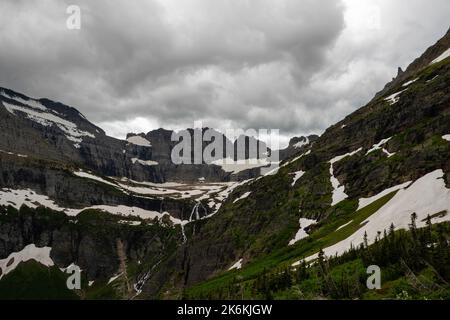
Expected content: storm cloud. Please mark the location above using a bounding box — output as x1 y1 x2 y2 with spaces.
0 0 449 147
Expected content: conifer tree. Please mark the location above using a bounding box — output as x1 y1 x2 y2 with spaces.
363 231 369 248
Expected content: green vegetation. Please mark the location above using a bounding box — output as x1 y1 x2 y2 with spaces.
185 217 450 300
184 191 397 298
0 260 78 300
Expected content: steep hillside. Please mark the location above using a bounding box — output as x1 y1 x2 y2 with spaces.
145 29 450 299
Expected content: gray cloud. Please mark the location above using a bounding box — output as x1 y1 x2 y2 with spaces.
0 0 449 147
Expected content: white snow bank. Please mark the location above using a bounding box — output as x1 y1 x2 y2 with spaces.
115 177 230 202
296 169 450 264
228 258 243 270
442 134 450 142
290 171 305 187
118 220 142 226
402 78 418 87
0 188 80 215
233 191 251 203
366 137 394 157
214 181 249 202
126 135 151 147
329 148 362 206
427 75 439 83
357 181 412 211
3 102 95 148
0 244 54 280
0 91 47 111
0 188 187 225
108 273 123 284
293 137 309 149
212 158 271 174
113 177 185 188
82 205 186 225
0 149 27 158
74 171 118 188
430 48 450 65
131 158 159 166
384 89 407 105
289 218 317 245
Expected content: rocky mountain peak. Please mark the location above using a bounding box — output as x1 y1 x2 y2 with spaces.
376 27 450 99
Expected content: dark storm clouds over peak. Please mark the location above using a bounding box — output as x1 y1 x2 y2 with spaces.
0 0 449 147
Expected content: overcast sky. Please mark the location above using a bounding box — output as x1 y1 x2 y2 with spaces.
0 0 449 147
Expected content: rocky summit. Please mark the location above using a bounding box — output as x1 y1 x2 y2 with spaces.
0 28 449 300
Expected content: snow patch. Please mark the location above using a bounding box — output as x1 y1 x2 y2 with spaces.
0 244 54 280
74 171 118 188
290 171 305 187
293 137 309 149
127 135 152 147
233 191 251 203
427 75 439 83
131 158 159 166
118 220 142 226
384 89 407 105
108 273 123 284
228 259 243 270
329 148 362 206
402 78 418 87
0 188 187 225
357 181 412 211
88 205 186 225
430 48 450 65
0 188 80 215
0 149 27 158
289 218 316 245
114 178 185 188
297 169 450 264
3 102 95 147
0 91 47 111
442 134 450 142
212 158 271 174
366 137 395 157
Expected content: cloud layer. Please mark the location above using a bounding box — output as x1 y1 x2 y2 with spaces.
0 0 449 147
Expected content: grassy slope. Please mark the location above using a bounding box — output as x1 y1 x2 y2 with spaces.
184 57 450 299
185 192 397 298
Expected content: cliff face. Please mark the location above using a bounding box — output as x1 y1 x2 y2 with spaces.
0 89 157 181
0 90 273 184
0 205 180 294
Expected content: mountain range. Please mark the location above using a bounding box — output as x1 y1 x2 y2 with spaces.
0 28 449 300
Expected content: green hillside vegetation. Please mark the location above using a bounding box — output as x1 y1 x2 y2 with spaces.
184 217 450 300
0 260 78 300
183 192 398 298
